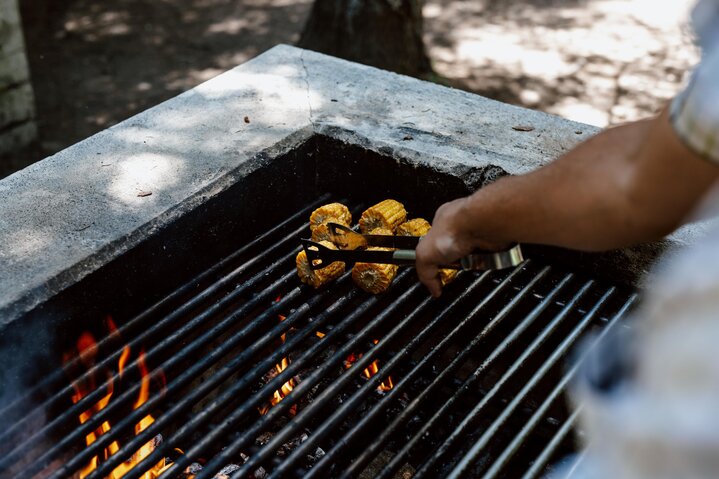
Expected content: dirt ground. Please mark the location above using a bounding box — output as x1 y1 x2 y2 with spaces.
19 0 699 162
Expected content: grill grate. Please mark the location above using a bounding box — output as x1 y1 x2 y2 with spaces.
0 195 637 479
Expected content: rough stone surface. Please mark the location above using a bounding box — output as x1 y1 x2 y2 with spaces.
0 45 710 323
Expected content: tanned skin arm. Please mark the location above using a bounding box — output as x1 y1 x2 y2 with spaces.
416 108 719 297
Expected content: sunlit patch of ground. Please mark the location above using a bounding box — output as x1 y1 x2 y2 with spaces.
423 0 699 126
20 0 698 165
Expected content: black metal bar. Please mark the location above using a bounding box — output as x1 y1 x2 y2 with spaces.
1 240 307 476
446 289 626 479
25 265 301 479
0 194 330 439
50 271 315 479
285 270 499 479
269 270 502 478
324 262 528 477
520 406 583 479
371 267 564 479
128 269 414 479
484 295 637 479
82 275 359 479
411 279 596 479
188 270 422 479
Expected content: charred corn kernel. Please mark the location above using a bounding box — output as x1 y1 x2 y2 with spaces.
369 227 393 236
439 268 459 286
309 203 352 231
396 218 431 237
352 246 398 294
311 223 332 242
359 200 407 234
296 241 345 289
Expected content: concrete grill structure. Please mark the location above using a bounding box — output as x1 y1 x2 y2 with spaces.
0 46 711 478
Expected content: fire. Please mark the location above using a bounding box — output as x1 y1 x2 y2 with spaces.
66 318 169 479
258 308 297 416
345 340 393 392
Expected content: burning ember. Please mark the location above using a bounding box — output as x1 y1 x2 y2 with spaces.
65 317 169 479
345 340 394 392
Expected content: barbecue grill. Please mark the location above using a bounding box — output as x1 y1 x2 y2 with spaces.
0 46 682 479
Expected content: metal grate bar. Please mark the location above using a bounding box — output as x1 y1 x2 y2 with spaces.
520 406 583 479
412 278 596 478
87 271 366 479
446 289 627 479
288 271 499 479
374 268 572 479
25 263 299 479
272 267 510 479
52 270 306 479
2 234 305 475
0 193 331 445
7 197 340 478
342 264 550 479
187 269 425 479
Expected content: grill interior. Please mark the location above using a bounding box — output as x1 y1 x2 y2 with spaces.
0 135 637 479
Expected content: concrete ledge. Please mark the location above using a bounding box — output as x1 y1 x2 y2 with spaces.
0 45 708 323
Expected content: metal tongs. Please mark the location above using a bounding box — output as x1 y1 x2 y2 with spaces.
301 223 524 271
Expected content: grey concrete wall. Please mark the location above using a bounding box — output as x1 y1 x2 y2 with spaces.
0 0 37 166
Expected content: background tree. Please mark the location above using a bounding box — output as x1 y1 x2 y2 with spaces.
297 0 432 78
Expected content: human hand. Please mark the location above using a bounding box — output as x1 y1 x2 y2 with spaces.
415 197 476 297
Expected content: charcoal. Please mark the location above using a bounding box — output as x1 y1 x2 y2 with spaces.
306 446 325 466
179 462 203 478
215 463 241 479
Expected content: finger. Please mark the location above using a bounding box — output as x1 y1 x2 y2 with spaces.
416 261 442 297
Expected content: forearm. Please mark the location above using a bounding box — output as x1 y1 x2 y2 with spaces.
461 110 719 251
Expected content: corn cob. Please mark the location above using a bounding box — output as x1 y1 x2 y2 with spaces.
309 203 352 231
296 240 345 289
439 269 459 286
359 200 407 234
352 228 398 294
311 223 332 242
399 218 458 286
396 218 431 237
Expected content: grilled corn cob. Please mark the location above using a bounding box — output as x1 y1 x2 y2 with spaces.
296 241 345 289
359 200 407 234
352 227 398 294
398 218 458 286
396 218 431 237
309 203 352 231
439 268 459 286
311 223 332 242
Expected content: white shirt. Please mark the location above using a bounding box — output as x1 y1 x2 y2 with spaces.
670 0 719 162
557 2 719 478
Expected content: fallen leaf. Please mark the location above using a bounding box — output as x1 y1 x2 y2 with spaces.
512 125 535 132
137 191 152 197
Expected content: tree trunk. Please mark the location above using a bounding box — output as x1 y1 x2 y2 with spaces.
297 0 432 78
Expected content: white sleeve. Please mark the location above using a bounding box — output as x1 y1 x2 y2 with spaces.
670 48 719 163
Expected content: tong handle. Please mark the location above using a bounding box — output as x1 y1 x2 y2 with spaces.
301 240 524 271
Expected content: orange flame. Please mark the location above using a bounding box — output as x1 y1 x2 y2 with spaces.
68 323 168 479
107 316 131 378
258 314 297 416
346 340 393 392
